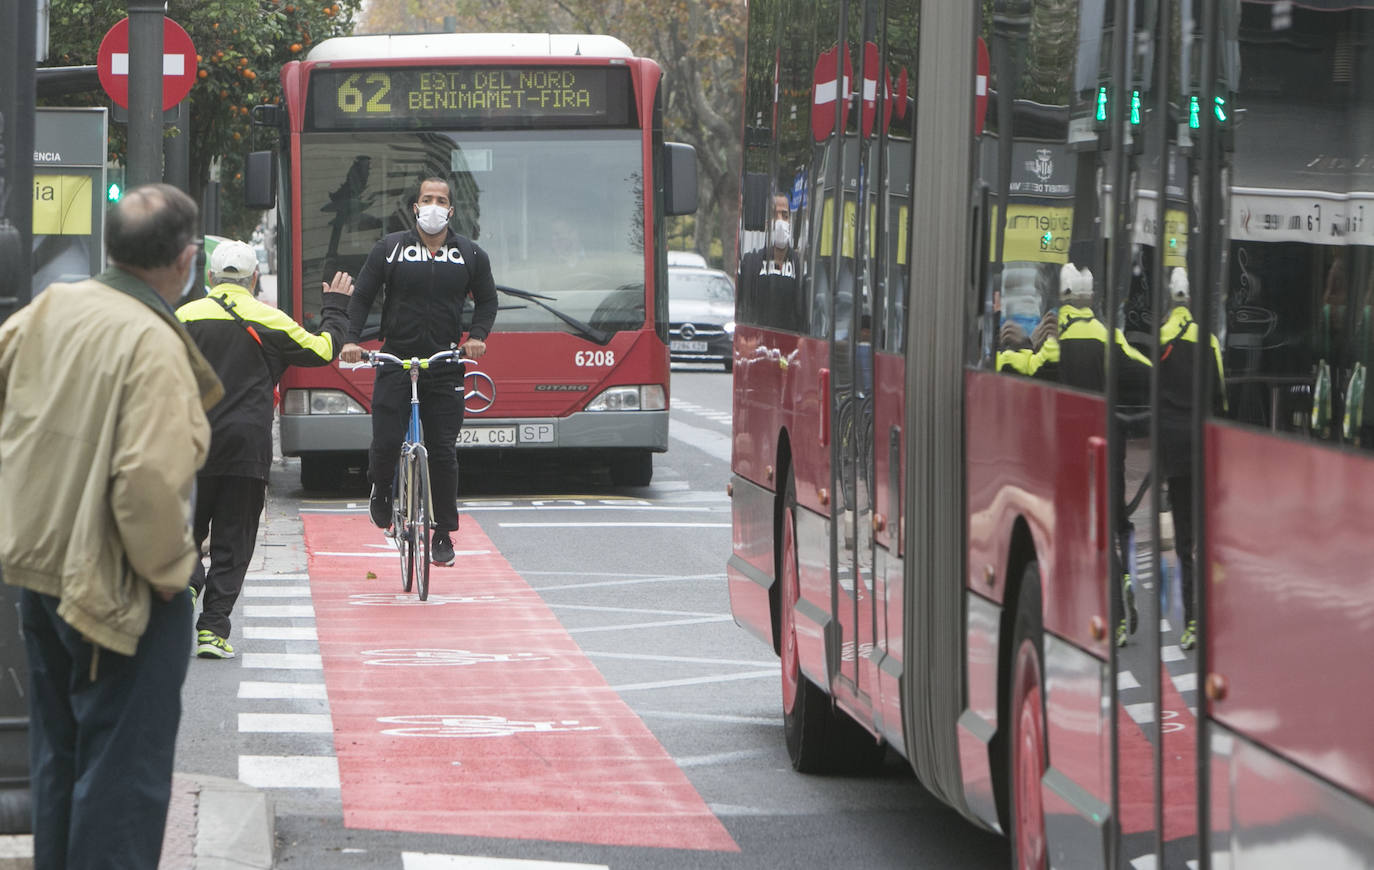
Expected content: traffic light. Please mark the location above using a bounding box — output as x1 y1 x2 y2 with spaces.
106 167 125 203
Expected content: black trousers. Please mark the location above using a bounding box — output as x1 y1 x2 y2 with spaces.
192 474 266 638
22 588 191 870
368 364 463 532
1167 473 1196 625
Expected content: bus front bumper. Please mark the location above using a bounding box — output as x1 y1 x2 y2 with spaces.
280 410 669 456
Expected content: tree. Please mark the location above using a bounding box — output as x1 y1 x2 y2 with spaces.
41 0 361 239
356 0 747 274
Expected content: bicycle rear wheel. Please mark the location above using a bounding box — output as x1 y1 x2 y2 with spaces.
414 451 432 601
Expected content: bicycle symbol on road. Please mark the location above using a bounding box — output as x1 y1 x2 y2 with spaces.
377 714 599 738
347 592 505 607
360 648 550 666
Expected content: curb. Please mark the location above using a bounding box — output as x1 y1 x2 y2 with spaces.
0 772 273 870
181 772 275 870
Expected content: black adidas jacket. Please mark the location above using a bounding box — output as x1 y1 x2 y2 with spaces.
177 285 349 479
344 228 499 356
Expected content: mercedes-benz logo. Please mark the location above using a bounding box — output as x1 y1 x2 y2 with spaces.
463 370 495 414
680 322 697 340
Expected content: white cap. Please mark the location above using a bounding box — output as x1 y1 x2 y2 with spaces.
209 240 258 278
1074 267 1094 298
1058 263 1079 298
1170 267 1190 301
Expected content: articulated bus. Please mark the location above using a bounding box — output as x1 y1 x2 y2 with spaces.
729 2 1374 866
245 33 697 490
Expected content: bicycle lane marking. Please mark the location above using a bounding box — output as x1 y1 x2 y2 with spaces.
302 513 739 852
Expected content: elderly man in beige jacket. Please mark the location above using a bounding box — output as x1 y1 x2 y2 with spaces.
0 184 222 870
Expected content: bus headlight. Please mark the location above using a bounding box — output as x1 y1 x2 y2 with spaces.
724 320 736 335
585 384 666 412
282 389 366 415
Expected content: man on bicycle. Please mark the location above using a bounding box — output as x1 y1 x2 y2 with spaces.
339 176 498 566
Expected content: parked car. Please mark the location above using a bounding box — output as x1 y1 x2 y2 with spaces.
667 265 735 371
667 250 709 268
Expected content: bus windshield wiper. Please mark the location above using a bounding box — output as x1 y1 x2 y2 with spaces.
495 284 611 345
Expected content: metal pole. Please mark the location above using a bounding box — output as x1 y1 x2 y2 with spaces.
164 103 189 193
127 0 165 187
0 0 37 322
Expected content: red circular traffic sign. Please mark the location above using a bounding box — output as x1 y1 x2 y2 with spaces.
975 37 990 136
97 17 198 111
811 45 852 143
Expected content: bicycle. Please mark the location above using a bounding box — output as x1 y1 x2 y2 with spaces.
355 348 471 600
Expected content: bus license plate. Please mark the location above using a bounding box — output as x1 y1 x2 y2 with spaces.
456 426 516 446
671 340 708 352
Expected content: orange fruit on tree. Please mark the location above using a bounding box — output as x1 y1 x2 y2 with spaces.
198 69 208 79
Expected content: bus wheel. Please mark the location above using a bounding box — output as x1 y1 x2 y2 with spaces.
1008 566 1048 870
609 451 653 487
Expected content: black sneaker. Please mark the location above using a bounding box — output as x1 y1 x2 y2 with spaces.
369 484 392 529
431 530 456 566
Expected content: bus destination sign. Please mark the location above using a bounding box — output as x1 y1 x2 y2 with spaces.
308 66 634 130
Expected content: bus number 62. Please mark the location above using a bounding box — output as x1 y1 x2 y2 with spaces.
337 72 393 114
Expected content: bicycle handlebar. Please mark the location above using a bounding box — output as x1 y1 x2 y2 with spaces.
343 348 472 370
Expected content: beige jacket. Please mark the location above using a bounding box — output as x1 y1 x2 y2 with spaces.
0 272 222 656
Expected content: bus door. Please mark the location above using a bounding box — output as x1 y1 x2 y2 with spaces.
819 8 882 708
1106 1 1209 865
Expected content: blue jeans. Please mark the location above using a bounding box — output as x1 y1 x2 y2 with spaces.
21 587 191 869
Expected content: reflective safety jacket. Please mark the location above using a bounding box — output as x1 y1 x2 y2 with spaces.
345 227 499 356
178 284 349 479
1158 304 1227 475
1031 304 1152 401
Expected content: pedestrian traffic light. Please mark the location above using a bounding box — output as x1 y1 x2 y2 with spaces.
106 167 125 203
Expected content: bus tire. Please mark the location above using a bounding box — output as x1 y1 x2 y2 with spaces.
1007 564 1048 870
609 450 653 487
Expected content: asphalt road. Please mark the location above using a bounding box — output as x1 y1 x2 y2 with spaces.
172 365 1010 869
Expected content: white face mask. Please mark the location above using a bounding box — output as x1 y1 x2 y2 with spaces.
415 204 450 235
771 218 791 249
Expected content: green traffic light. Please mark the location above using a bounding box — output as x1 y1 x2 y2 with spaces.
1189 95 1201 129
1095 85 1109 123
1213 95 1228 123
106 183 122 202
1130 89 1141 126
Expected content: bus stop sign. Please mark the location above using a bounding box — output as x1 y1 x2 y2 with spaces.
97 17 197 111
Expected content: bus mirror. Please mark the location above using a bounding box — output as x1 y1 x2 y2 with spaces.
251 104 283 129
244 151 276 210
742 172 770 231
664 142 698 216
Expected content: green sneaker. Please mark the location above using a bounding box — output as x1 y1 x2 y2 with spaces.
189 586 199 611
1179 619 1197 651
196 629 235 659
1116 618 1129 648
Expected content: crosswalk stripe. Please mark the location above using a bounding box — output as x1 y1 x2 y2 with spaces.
243 626 318 640
240 653 323 670
239 755 339 789
238 681 327 700
239 713 333 733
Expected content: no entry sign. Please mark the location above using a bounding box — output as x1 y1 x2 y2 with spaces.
97 17 198 111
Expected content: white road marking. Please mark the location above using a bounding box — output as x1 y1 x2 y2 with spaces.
243 626 318 640
239 755 339 789
668 417 732 461
239 713 333 733
584 650 777 667
403 854 609 870
1117 671 1141 690
243 604 315 618
567 616 733 634
241 586 312 597
240 653 323 670
499 522 731 528
610 670 778 692
238 681 327 700
549 603 725 618
244 572 310 581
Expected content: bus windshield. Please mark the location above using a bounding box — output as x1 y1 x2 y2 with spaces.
298 129 646 337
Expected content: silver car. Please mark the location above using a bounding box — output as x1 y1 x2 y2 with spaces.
667 265 735 371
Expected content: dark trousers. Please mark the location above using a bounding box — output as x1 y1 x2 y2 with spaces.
192 474 266 638
368 364 462 532
22 588 191 870
1167 474 1196 625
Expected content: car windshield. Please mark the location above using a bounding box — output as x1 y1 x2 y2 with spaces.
671 270 734 304
297 129 646 336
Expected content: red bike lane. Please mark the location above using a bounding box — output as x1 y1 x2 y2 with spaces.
302 513 739 851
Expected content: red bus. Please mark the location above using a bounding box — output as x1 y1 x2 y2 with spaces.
730 2 1374 867
244 33 697 490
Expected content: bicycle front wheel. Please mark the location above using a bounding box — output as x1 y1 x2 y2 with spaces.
396 457 415 593
414 455 432 601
